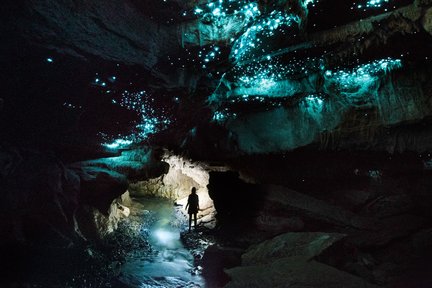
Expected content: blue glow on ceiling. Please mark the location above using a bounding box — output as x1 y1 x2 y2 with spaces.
115 90 172 141
193 0 260 26
236 57 323 89
231 11 300 63
325 58 402 99
94 76 173 147
352 0 394 11
199 45 222 68
212 109 237 123
210 57 402 123
300 94 325 122
102 138 133 149
365 0 390 8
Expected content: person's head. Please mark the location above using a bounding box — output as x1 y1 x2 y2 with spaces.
191 187 196 194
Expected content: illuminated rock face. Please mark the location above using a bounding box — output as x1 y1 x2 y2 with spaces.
3 0 432 156
0 146 171 246
423 7 432 34
128 153 217 228
77 191 131 240
224 65 432 153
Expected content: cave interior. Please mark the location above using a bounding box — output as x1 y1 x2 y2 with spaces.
1 0 432 287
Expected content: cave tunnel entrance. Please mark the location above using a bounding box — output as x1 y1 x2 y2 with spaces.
114 152 221 287
128 152 217 230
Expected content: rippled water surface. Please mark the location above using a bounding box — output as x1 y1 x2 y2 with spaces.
118 198 204 288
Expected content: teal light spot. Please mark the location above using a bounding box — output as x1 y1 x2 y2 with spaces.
303 0 316 5
216 57 324 98
326 58 401 89
324 58 402 101
366 0 390 8
103 139 133 149
355 0 391 9
212 8 221 16
230 11 300 63
212 109 237 123
106 90 172 145
301 94 325 122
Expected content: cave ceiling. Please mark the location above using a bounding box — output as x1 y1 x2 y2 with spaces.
1 0 432 160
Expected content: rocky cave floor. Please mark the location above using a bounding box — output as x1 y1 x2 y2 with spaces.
3 162 432 288
3 196 218 288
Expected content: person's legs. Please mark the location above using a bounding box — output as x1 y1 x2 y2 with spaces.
188 213 192 231
193 213 197 228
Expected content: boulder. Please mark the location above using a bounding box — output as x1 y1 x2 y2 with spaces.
255 214 304 233
76 193 131 239
242 232 346 266
334 189 372 210
347 214 427 248
262 185 377 230
201 245 243 288
422 7 432 35
75 165 128 215
361 194 414 218
225 256 379 288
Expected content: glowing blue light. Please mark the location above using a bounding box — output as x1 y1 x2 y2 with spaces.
107 90 172 143
103 139 133 149
301 94 325 122
366 0 390 8
324 58 402 101
354 0 391 9
326 58 402 88
231 11 300 63
212 8 221 16
303 0 317 7
198 45 222 66
217 57 324 99
305 95 324 106
46 58 54 63
212 109 237 123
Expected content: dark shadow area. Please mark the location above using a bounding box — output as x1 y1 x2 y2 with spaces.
207 171 267 232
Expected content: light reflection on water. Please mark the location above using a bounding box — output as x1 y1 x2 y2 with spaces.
119 197 203 288
152 228 179 249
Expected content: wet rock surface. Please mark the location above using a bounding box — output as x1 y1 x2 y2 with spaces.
201 168 432 287
0 195 209 288
241 232 346 265
225 256 380 288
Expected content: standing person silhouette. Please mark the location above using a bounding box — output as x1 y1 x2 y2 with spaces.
185 187 199 231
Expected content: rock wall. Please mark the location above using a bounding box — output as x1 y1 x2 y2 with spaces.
0 146 168 247
128 153 217 228
204 164 432 287
224 65 432 154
